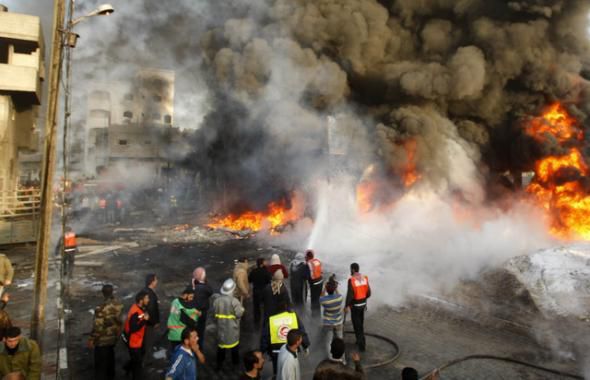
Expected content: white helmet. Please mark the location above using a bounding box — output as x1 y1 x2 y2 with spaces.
220 278 236 295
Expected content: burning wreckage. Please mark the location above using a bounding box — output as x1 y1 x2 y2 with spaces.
190 0 590 352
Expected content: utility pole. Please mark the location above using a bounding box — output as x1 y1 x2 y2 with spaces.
31 0 67 343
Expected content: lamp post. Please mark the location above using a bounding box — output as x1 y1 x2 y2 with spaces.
31 0 114 346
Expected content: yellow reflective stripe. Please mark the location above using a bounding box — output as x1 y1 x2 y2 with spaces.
216 314 236 319
218 341 239 349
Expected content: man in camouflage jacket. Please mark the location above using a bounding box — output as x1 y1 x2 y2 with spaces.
88 284 123 380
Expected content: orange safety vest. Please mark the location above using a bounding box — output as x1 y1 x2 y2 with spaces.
99 199 106 209
350 275 369 301
124 303 146 349
64 232 77 249
308 258 322 282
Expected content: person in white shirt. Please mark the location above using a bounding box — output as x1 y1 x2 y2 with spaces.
276 329 304 380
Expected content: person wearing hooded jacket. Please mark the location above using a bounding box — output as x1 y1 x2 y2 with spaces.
267 254 289 278
213 278 245 371
262 269 291 319
289 253 307 310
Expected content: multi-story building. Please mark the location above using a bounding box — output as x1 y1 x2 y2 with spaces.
82 68 176 183
0 5 44 213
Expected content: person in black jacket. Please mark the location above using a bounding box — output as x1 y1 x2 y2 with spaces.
289 253 307 311
262 269 291 320
191 267 213 348
248 257 271 324
142 273 160 365
260 301 309 375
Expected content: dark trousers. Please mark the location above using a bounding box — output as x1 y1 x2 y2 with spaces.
124 347 143 380
216 345 240 368
351 306 366 350
252 290 264 324
270 352 279 374
94 345 115 380
310 281 323 315
142 325 156 364
63 251 75 280
196 311 208 348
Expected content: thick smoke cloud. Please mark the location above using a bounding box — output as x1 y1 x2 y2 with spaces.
198 0 590 205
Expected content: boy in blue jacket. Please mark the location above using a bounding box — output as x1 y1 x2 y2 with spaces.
166 327 205 380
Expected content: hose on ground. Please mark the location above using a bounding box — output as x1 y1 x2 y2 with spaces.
418 354 585 380
340 330 583 379
343 330 401 369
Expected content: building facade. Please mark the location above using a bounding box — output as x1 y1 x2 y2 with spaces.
0 6 44 213
82 68 176 183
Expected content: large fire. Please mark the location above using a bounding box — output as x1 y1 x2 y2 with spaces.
356 140 421 213
525 102 583 143
525 102 590 240
207 196 303 233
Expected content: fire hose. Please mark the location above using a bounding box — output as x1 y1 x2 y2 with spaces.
418 355 585 380
337 327 584 379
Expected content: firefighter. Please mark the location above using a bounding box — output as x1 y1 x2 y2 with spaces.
63 227 77 280
98 196 107 223
213 279 245 371
345 263 371 352
260 301 309 376
123 290 150 379
304 250 323 316
289 253 307 311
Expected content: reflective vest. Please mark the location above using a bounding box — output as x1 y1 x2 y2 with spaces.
167 298 199 342
269 311 298 347
64 232 77 251
124 303 146 349
307 258 322 282
99 199 106 209
350 275 369 306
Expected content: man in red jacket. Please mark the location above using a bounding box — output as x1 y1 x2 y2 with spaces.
123 290 150 379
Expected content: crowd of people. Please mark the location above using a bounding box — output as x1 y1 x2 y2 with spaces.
0 253 41 380
86 249 441 380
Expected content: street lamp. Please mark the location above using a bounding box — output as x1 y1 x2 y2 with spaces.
66 3 115 47
31 0 115 345
60 0 115 266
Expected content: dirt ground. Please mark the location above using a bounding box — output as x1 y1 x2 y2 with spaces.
62 227 585 380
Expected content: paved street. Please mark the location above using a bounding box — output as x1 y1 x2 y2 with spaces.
57 226 584 380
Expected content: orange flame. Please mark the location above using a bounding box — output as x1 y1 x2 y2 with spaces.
525 103 590 240
207 197 302 233
525 102 582 143
402 139 421 187
356 181 378 214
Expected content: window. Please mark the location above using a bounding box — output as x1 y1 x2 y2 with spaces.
0 41 8 64
90 90 110 101
118 140 128 145
164 115 172 124
152 113 161 121
123 111 133 118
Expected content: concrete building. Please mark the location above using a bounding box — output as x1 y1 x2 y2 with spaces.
82 68 176 181
0 5 44 212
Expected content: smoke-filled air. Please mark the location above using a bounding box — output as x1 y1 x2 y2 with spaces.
189 0 590 306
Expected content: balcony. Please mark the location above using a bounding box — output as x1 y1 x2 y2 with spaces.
0 64 42 105
0 12 42 52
